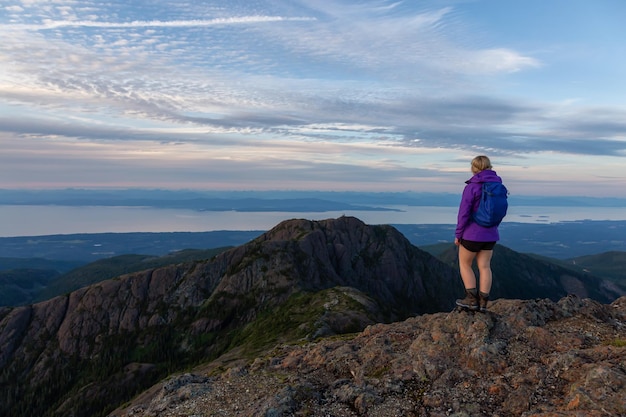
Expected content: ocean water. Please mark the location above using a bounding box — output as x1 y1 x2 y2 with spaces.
2 204 626 237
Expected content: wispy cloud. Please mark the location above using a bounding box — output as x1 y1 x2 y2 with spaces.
19 16 317 31
0 0 624 195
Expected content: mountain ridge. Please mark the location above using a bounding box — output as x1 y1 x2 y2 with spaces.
434 244 623 304
0 217 459 416
0 217 624 417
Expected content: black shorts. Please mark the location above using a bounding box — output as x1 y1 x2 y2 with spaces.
460 239 496 252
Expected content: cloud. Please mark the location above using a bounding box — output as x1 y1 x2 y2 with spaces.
0 0 624 195
5 5 24 12
21 16 317 31
459 48 541 74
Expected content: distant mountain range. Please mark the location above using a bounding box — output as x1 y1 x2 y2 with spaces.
1 219 626 307
2 219 626 263
3 188 626 209
1 217 624 417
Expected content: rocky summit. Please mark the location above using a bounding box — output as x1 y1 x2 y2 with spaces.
113 295 626 417
0 216 624 417
0 217 459 417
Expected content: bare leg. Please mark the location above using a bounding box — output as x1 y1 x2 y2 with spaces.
458 245 477 290
475 250 493 294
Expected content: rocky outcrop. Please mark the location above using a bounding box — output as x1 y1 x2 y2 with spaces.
0 217 459 417
113 295 626 417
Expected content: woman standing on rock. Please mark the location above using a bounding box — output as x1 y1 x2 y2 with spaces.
454 155 507 312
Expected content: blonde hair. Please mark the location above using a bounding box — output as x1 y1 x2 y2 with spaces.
471 155 492 174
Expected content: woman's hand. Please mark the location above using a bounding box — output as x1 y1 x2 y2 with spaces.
454 238 460 246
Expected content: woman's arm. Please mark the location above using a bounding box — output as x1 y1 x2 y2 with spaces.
455 185 476 239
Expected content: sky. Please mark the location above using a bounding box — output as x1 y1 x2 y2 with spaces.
1 0 626 197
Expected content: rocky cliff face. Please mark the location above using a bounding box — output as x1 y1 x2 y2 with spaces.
113 295 626 417
0 217 460 417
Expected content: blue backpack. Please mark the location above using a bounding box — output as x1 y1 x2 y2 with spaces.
472 182 509 227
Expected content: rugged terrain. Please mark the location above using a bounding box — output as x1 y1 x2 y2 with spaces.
0 217 624 417
0 217 459 417
112 295 626 417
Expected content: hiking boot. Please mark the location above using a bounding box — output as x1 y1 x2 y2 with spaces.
456 289 479 311
479 292 489 312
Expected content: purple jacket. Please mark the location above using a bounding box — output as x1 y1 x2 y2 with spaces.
455 169 502 242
